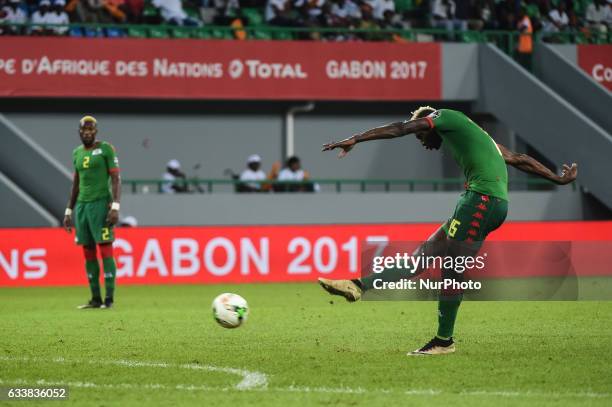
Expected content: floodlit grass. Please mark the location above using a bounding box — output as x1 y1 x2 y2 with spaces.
1 283 611 406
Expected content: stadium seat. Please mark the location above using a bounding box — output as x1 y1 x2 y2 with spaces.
83 27 102 38
211 28 233 39
461 31 483 43
394 0 413 13
253 29 273 40
171 26 193 39
149 26 170 39
69 27 83 37
184 8 201 21
142 5 159 18
242 8 264 26
192 28 212 39
273 30 293 40
105 27 125 38
127 26 149 38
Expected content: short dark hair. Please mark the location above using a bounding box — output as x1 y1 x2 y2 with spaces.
286 156 300 167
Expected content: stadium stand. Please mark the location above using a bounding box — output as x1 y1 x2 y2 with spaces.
0 0 610 46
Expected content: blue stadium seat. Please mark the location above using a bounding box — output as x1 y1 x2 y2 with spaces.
105 27 125 38
83 27 102 38
69 27 83 37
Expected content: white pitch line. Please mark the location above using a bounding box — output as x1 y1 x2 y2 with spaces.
1 356 610 399
0 378 610 399
0 356 268 390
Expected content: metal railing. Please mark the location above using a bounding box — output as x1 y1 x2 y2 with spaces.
122 177 574 194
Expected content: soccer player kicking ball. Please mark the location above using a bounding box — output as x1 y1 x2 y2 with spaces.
63 116 122 309
320 107 577 355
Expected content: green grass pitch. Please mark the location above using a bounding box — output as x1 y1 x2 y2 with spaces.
1 283 611 406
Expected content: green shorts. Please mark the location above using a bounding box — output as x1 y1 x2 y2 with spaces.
74 198 115 246
442 190 508 242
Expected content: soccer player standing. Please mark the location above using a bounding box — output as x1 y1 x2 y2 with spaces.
319 107 578 355
63 116 121 309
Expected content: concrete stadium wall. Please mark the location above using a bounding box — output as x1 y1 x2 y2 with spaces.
534 43 612 132
0 171 58 227
4 112 448 181
121 188 586 226
442 43 479 100
548 44 577 65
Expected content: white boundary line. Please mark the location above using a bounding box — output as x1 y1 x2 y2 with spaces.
0 356 609 399
0 356 267 391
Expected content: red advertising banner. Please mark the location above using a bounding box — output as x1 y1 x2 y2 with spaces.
1 221 611 287
0 37 440 100
578 44 612 91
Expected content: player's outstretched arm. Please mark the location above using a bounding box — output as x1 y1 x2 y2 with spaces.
497 143 578 185
63 172 79 232
322 118 431 158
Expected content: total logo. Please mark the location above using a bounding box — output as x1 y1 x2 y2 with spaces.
228 59 308 79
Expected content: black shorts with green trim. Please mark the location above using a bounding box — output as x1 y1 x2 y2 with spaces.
442 190 508 242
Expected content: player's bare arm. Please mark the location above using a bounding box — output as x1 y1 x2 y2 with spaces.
322 118 431 158
106 172 121 226
497 143 578 185
63 171 80 232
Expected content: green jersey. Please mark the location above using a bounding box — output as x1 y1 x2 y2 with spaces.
426 109 508 201
72 141 120 202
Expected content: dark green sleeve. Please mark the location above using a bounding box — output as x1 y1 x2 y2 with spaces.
103 143 120 172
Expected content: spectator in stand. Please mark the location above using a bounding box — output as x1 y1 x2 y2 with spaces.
294 0 326 26
276 156 317 192
65 0 114 23
31 0 53 35
265 0 298 26
431 0 468 39
453 0 468 32
238 154 268 193
0 0 28 35
103 0 127 22
47 0 69 35
586 0 610 37
212 0 239 25
516 6 533 69
495 0 516 30
357 2 380 40
152 0 201 25
123 0 143 22
544 1 569 33
470 0 495 30
362 0 392 21
327 0 361 28
161 159 189 194
431 0 455 31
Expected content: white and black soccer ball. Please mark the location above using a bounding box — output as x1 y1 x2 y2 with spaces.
212 293 249 328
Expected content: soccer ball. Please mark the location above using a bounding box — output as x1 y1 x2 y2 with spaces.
212 293 249 328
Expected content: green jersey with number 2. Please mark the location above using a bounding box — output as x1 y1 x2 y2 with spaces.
427 109 508 201
72 141 120 202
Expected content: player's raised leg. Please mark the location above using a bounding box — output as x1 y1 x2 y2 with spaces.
409 192 508 355
318 226 447 301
